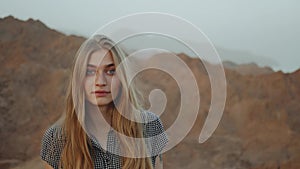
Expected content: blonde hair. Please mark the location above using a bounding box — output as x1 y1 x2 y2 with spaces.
59 35 153 169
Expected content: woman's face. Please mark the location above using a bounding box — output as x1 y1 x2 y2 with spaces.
84 49 121 106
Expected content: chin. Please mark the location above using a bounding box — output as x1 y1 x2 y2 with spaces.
86 93 115 105
96 100 113 106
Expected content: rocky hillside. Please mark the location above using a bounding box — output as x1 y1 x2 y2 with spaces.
0 16 84 169
222 61 274 75
0 16 299 169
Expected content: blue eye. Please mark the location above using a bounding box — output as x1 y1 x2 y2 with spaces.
107 69 115 75
86 69 96 76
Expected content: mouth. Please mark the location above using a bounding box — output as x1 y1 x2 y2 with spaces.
92 90 111 97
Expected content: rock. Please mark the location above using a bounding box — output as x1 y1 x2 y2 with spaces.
0 16 299 169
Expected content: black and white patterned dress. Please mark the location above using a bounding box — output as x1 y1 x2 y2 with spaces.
40 111 168 169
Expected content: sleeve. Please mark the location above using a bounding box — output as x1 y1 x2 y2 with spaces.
40 125 64 169
143 111 169 157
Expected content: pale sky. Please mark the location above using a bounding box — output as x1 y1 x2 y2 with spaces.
1 0 299 72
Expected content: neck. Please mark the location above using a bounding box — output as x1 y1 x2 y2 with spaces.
86 102 113 125
85 101 113 136
85 102 114 150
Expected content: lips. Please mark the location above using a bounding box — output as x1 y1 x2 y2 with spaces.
92 90 111 97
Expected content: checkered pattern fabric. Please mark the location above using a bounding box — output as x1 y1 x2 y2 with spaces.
40 111 168 169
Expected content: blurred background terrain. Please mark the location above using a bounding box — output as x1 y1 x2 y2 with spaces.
0 16 299 169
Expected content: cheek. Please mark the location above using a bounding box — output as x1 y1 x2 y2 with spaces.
111 76 121 93
84 77 93 94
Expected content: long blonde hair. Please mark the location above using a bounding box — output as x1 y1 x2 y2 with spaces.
59 35 153 169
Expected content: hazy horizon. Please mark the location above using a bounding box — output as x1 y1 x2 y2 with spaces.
1 0 299 72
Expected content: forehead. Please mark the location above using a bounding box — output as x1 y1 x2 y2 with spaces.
88 49 114 67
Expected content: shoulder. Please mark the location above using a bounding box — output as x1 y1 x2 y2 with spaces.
41 124 65 146
140 110 168 145
140 110 160 123
141 111 166 136
40 124 65 169
43 124 64 138
140 111 169 161
141 111 165 137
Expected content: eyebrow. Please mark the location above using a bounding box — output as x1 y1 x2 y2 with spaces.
87 63 115 68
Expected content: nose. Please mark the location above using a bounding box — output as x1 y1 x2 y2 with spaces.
95 71 107 86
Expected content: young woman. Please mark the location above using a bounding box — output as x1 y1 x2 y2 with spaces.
40 35 168 169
